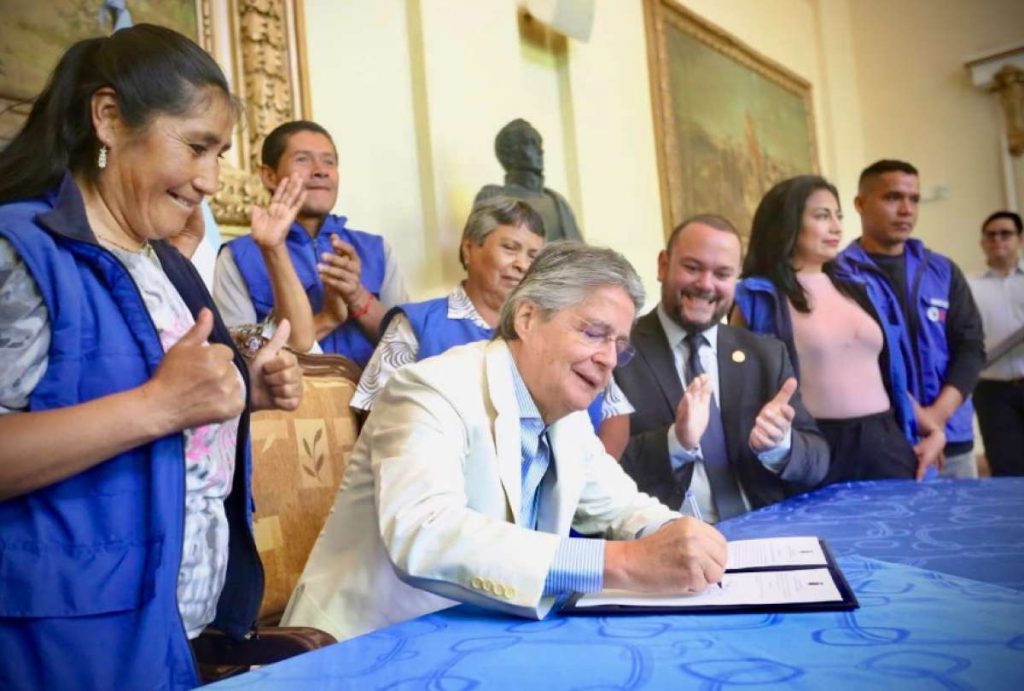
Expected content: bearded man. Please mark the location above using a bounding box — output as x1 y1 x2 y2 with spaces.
614 215 829 522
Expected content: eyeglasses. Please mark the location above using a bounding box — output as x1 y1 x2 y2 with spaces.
983 229 1018 240
572 318 636 367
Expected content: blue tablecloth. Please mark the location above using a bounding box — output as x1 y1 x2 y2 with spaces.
207 479 1024 690
720 478 1024 591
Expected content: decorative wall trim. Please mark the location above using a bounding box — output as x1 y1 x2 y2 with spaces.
210 0 309 230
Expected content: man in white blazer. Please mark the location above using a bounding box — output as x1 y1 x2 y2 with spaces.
281 242 728 642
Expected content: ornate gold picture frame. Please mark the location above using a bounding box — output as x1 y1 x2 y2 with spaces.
643 0 818 239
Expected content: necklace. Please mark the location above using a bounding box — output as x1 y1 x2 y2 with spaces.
96 232 150 254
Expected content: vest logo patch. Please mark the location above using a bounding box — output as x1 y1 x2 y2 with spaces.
926 305 947 323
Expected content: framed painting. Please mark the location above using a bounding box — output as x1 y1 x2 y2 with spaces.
0 0 311 230
643 0 818 240
0 1 206 103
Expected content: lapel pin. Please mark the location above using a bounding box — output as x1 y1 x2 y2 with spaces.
731 350 746 363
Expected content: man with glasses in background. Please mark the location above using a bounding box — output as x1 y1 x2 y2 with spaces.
282 242 727 643
615 215 829 523
969 211 1024 476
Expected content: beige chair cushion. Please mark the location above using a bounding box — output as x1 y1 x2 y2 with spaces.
249 354 361 621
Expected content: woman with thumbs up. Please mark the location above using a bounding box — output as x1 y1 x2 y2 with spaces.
732 175 937 485
0 25 300 691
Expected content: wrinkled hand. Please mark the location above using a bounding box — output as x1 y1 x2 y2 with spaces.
606 517 727 593
251 173 306 249
147 308 244 431
169 203 206 258
674 374 712 450
749 377 797 453
249 319 303 412
319 236 363 305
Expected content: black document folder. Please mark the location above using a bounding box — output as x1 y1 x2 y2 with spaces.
562 537 858 615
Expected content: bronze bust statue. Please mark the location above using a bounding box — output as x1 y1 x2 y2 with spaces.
474 118 583 242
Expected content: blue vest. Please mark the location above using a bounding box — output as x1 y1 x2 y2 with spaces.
227 215 387 366
390 296 606 430
734 274 917 445
837 238 974 444
390 296 494 361
0 175 262 691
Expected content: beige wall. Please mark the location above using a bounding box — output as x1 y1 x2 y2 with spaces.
848 0 1024 274
301 0 1023 300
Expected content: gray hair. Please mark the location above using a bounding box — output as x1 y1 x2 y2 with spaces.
459 196 545 269
496 241 645 340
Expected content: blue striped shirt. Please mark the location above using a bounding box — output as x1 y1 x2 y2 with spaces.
509 359 604 595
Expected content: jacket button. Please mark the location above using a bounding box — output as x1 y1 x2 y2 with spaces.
470 577 483 589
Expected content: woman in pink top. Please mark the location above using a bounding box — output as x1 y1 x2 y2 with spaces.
733 176 943 484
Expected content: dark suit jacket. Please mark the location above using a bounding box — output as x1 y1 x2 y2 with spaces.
616 308 829 511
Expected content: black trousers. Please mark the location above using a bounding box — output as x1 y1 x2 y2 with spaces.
817 410 917 485
973 379 1024 477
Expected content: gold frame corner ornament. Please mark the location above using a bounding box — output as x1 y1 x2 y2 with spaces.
993 65 1024 157
210 0 310 227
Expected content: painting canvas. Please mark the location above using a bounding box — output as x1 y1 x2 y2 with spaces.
0 0 200 101
0 0 204 148
644 0 818 239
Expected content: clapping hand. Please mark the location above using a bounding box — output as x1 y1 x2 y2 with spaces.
674 374 712 450
318 235 364 305
249 319 302 412
749 377 798 453
251 173 306 249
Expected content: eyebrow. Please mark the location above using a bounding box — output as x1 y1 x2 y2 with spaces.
187 130 232 153
290 149 335 158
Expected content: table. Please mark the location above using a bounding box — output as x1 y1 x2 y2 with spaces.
719 478 1024 591
206 479 1024 690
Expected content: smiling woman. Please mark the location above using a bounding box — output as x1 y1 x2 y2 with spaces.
0 23 303 691
85 85 234 251
351 196 546 412
734 175 935 486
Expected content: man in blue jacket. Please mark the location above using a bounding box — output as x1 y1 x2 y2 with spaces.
837 160 984 478
214 121 408 366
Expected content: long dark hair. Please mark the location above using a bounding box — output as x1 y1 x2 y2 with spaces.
0 24 231 204
743 175 840 313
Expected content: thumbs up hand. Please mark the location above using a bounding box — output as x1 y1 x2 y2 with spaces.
147 308 245 431
249 319 303 412
749 377 798 453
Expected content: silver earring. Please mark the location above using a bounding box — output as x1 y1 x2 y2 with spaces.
98 145 108 169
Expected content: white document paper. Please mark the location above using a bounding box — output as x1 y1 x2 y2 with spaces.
726 536 826 571
575 568 843 609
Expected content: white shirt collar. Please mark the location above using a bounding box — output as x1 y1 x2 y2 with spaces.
447 282 491 329
984 259 1024 278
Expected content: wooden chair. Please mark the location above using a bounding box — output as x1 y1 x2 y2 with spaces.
194 353 361 680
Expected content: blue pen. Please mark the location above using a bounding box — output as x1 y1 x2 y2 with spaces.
684 489 723 588
684 489 703 522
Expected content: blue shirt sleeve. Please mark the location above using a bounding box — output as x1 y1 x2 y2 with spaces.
757 427 792 472
543 537 605 595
